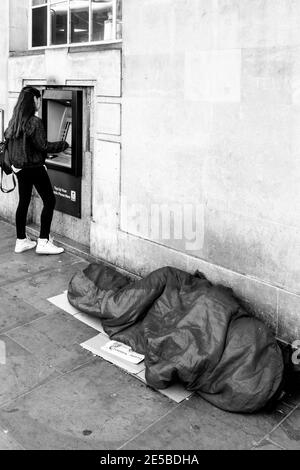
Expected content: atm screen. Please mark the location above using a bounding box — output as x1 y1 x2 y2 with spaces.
42 88 82 177
46 99 72 169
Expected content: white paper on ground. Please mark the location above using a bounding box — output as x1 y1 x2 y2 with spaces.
81 334 145 375
101 340 144 364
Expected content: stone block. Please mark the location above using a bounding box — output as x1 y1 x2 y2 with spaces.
240 0 300 48
96 102 121 136
184 49 241 103
92 140 120 227
202 206 300 295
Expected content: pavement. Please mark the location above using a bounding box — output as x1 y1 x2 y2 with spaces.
0 218 299 450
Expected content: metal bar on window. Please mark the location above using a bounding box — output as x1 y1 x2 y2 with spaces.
67 0 70 45
112 0 116 40
28 0 33 49
47 0 51 46
89 0 92 43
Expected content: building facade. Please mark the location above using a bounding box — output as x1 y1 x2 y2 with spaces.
1 0 300 344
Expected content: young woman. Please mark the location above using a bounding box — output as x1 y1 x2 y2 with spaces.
5 86 68 255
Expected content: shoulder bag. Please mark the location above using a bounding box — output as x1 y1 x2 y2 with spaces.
0 139 16 193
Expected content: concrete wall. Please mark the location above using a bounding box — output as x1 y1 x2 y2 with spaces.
103 0 299 343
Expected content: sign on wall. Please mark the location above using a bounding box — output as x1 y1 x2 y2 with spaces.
48 169 81 218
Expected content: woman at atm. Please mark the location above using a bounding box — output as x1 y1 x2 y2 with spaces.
5 86 68 255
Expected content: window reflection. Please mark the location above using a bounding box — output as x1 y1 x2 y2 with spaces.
51 2 68 45
91 0 113 42
32 5 47 47
70 0 89 43
116 0 122 39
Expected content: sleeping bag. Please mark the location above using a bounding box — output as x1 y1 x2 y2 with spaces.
68 262 284 413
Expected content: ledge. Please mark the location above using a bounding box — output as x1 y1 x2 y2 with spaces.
68 42 122 54
9 42 122 58
9 49 45 57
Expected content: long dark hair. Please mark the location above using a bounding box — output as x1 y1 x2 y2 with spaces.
6 86 41 139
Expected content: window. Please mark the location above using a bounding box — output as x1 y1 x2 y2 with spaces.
30 0 122 48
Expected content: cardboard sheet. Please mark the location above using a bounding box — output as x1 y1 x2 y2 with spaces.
48 292 80 316
136 370 193 403
74 312 106 335
48 293 106 334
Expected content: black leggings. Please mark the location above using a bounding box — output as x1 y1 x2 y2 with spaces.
16 166 56 240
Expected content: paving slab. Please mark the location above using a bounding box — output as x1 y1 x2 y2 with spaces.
252 438 283 450
0 428 24 450
0 287 46 334
120 395 295 450
0 334 59 407
0 358 177 450
0 221 16 239
266 406 300 450
0 249 83 287
2 260 88 315
0 237 15 253
7 311 98 374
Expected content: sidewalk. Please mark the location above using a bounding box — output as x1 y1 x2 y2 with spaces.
0 218 299 450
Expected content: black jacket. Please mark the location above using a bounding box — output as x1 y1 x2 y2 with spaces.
5 115 68 169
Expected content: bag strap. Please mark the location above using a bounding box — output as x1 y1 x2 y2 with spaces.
0 167 16 193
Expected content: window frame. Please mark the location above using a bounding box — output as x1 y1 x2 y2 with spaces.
29 0 122 50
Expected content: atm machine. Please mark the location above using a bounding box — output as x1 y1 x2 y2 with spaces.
42 88 83 218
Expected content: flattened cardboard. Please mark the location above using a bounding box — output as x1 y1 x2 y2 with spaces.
48 292 79 316
48 292 106 334
74 312 106 335
136 370 193 403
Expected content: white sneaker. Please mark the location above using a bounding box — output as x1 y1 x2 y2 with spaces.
15 237 37 253
36 238 64 255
